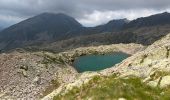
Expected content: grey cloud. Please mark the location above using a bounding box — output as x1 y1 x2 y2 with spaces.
0 0 170 27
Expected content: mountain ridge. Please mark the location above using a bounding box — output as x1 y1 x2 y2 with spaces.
124 12 170 29
0 12 83 50
1 12 170 51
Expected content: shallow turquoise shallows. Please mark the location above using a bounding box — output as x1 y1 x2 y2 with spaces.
73 52 130 73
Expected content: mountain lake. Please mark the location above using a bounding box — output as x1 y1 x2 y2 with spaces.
73 52 130 73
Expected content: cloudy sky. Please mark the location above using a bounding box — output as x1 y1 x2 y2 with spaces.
0 0 170 28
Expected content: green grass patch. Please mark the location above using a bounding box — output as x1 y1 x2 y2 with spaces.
54 75 170 100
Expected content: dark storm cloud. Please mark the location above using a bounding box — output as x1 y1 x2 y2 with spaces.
0 0 170 27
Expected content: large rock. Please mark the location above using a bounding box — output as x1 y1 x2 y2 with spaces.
160 76 170 88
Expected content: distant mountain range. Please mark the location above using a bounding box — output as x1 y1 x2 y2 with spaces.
124 12 170 29
91 18 129 33
1 12 170 52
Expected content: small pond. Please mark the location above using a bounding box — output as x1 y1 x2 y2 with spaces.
73 52 130 73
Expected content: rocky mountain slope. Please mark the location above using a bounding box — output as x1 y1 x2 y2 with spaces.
0 13 128 52
1 12 170 100
21 12 170 52
26 32 137 53
0 43 143 99
1 12 170 52
42 32 170 100
0 13 83 51
26 24 170 53
124 12 170 29
91 18 129 33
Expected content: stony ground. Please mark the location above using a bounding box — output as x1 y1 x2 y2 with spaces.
0 43 144 100
53 43 145 64
42 33 170 100
110 33 170 84
102 33 170 89
0 51 77 99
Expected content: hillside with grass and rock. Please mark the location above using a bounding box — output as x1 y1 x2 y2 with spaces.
1 12 170 100
42 33 170 100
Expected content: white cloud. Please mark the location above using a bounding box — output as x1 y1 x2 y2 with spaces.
1 0 170 27
77 9 168 27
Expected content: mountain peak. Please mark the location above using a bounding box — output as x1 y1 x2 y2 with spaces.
107 18 129 24
33 12 82 27
37 12 70 17
0 12 83 50
162 11 169 14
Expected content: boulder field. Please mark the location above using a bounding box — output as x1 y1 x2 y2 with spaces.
0 43 144 99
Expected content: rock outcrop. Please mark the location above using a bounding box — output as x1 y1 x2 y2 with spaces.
43 33 170 100
109 33 170 88
51 43 144 64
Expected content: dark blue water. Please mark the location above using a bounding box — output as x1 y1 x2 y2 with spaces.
73 52 130 73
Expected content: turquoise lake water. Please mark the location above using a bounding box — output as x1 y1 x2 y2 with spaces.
73 52 130 73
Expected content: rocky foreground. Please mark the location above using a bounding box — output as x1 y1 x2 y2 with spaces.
43 33 170 100
0 43 143 99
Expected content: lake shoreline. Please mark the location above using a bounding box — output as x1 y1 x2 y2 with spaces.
73 52 130 73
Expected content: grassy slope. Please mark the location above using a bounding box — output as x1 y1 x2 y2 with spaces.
54 75 170 100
